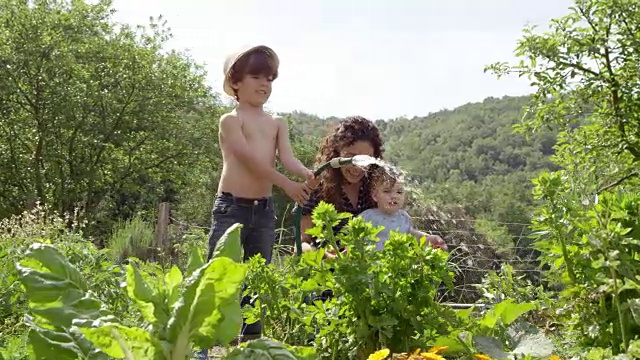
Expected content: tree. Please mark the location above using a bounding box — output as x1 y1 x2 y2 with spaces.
486 0 640 354
0 0 220 233
485 0 640 195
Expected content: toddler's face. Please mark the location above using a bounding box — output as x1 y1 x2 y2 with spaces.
372 181 405 214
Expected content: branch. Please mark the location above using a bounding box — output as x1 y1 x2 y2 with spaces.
126 132 153 158
620 15 640 53
115 151 186 187
557 60 600 77
606 6 614 39
597 171 640 194
2 63 37 114
577 3 599 35
91 84 137 170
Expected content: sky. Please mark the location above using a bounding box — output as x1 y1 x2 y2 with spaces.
109 0 574 120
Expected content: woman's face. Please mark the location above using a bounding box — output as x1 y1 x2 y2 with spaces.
339 140 375 184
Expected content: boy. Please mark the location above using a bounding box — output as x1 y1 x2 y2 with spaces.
358 165 447 251
207 45 313 342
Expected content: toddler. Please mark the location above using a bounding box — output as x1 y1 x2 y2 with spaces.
358 166 447 251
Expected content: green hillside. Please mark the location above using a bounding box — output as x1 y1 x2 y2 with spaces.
284 95 559 234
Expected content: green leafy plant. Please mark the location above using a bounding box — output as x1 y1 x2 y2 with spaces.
244 201 458 359
0 203 99 354
429 299 550 360
243 201 556 359
107 215 155 261
17 224 247 359
529 175 640 353
485 0 640 356
242 254 317 346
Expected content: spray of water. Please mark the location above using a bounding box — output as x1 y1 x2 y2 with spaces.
350 155 404 178
348 155 417 194
350 154 386 168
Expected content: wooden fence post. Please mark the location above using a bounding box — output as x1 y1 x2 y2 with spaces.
155 202 170 256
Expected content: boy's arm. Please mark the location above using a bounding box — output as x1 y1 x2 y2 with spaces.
275 116 312 179
220 113 290 189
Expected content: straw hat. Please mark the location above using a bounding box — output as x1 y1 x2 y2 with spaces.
222 45 279 97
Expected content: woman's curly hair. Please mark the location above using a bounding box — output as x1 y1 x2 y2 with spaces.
316 116 385 210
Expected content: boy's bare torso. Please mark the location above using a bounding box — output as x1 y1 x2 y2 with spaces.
218 110 280 198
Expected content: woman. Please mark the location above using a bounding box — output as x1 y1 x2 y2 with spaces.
297 116 446 306
297 116 385 258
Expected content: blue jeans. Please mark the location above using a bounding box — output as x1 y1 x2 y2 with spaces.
198 192 276 357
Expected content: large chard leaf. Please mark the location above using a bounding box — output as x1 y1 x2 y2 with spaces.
210 223 243 263
507 321 554 358
164 223 246 358
165 256 246 358
17 244 162 359
478 299 536 329
126 264 170 326
27 324 109 360
18 223 247 360
473 335 510 360
16 244 113 359
164 266 183 306
185 247 205 278
80 321 158 359
16 243 111 327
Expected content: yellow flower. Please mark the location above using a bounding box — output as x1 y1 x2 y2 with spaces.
472 355 492 360
550 356 562 360
368 348 390 360
427 346 449 355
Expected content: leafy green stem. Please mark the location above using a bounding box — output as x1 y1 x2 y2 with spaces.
324 222 343 260
110 328 135 360
610 266 628 350
554 222 577 284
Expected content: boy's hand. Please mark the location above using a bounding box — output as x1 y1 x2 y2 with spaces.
304 169 321 189
427 235 447 251
283 179 311 204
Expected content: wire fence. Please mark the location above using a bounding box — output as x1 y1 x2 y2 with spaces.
167 212 542 305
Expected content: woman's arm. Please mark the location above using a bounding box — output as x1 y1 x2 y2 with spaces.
300 215 315 248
